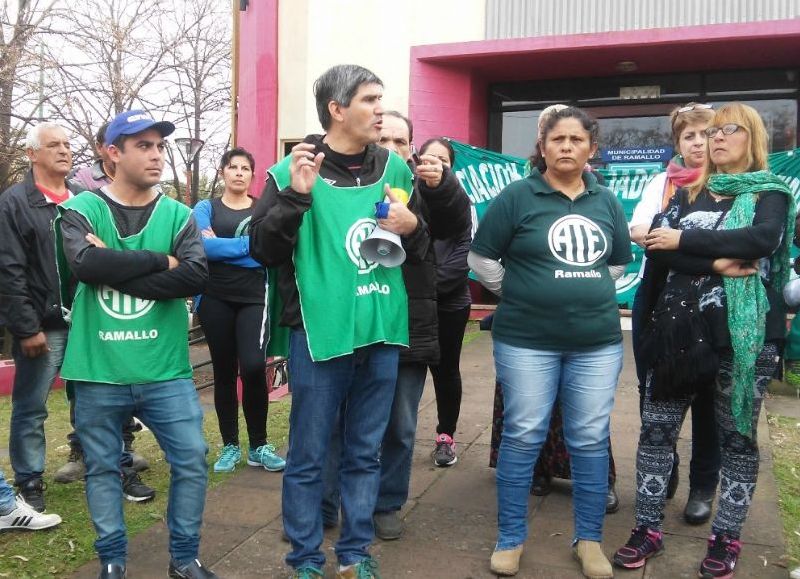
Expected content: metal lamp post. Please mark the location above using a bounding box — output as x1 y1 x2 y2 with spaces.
174 137 205 206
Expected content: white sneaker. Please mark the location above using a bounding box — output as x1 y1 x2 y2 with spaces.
0 495 62 531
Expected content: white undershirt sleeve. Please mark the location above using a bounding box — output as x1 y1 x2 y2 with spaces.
468 250 504 296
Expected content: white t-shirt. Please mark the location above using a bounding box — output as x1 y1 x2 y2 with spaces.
629 171 669 278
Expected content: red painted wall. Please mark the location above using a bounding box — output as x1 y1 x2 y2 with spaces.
237 1 279 195
409 59 488 149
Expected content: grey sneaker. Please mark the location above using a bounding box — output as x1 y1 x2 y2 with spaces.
128 452 150 472
373 511 402 540
54 449 86 483
432 433 457 467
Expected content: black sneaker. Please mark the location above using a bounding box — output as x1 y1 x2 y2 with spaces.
168 558 218 579
613 525 665 569
121 468 155 503
98 563 127 578
698 533 741 578
18 478 45 513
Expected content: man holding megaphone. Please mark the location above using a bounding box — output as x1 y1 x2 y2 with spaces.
321 110 472 543
250 65 429 579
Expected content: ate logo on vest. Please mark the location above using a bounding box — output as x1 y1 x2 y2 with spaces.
547 215 608 267
96 286 155 320
345 218 379 274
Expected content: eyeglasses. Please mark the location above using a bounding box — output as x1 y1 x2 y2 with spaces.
677 103 713 114
704 124 744 137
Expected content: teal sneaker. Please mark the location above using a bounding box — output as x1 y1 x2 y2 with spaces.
247 444 286 472
213 444 241 473
292 566 323 579
337 557 381 578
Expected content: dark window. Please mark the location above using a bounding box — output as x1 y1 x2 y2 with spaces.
490 68 799 159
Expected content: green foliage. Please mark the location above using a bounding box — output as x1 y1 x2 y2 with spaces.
768 413 800 569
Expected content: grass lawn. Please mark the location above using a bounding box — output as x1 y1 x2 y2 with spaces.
462 320 483 347
768 412 800 572
0 390 290 578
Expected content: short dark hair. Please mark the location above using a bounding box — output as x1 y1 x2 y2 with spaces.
419 137 454 165
383 111 413 144
313 64 383 130
219 147 255 173
96 122 110 146
110 134 131 151
531 106 599 173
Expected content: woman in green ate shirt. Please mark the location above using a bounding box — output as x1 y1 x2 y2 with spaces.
470 106 631 579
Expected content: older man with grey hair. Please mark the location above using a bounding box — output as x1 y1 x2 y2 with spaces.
0 122 81 512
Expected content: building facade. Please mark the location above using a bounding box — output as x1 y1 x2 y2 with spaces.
236 0 800 178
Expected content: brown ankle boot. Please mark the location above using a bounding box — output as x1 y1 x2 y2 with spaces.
572 540 613 579
490 545 523 576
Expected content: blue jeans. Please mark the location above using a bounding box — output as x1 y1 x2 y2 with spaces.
0 470 16 514
10 329 67 485
494 340 623 549
376 362 428 513
283 331 399 570
322 362 428 518
74 379 208 567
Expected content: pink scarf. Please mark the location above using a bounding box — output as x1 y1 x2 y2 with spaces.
666 157 702 187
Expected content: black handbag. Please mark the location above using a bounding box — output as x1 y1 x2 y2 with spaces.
638 290 719 401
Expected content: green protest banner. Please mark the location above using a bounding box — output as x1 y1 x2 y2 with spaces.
451 140 800 307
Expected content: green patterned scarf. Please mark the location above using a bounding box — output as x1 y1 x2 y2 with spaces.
708 170 796 437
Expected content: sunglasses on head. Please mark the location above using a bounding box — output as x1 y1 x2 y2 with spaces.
677 103 713 114
704 124 744 137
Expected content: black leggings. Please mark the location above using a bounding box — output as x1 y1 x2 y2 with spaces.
429 305 470 437
198 294 268 449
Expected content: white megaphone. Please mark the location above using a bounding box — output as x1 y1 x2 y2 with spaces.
360 225 406 267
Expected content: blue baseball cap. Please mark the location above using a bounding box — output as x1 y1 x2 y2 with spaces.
105 110 175 147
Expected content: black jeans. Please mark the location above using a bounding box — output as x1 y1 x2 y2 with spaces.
631 284 720 492
198 294 268 449
429 305 470 437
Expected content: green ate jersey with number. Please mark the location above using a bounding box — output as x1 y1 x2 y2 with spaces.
267 151 413 361
55 192 193 384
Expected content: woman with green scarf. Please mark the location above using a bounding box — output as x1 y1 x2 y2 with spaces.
613 102 796 579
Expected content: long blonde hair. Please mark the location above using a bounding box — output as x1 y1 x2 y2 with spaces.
688 102 769 201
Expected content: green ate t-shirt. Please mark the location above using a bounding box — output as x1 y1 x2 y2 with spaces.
471 168 632 351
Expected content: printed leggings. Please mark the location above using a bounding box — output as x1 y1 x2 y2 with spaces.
198 294 268 449
635 343 777 538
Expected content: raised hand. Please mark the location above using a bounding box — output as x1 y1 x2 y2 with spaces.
415 154 444 188
289 143 324 195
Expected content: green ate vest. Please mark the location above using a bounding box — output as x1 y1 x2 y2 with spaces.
55 192 192 384
268 151 413 361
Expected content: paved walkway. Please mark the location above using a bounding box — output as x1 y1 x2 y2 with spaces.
73 331 788 578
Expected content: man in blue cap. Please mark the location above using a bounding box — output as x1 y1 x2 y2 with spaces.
56 110 215 579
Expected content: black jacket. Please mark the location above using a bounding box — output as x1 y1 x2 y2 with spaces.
0 171 82 338
400 166 471 363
